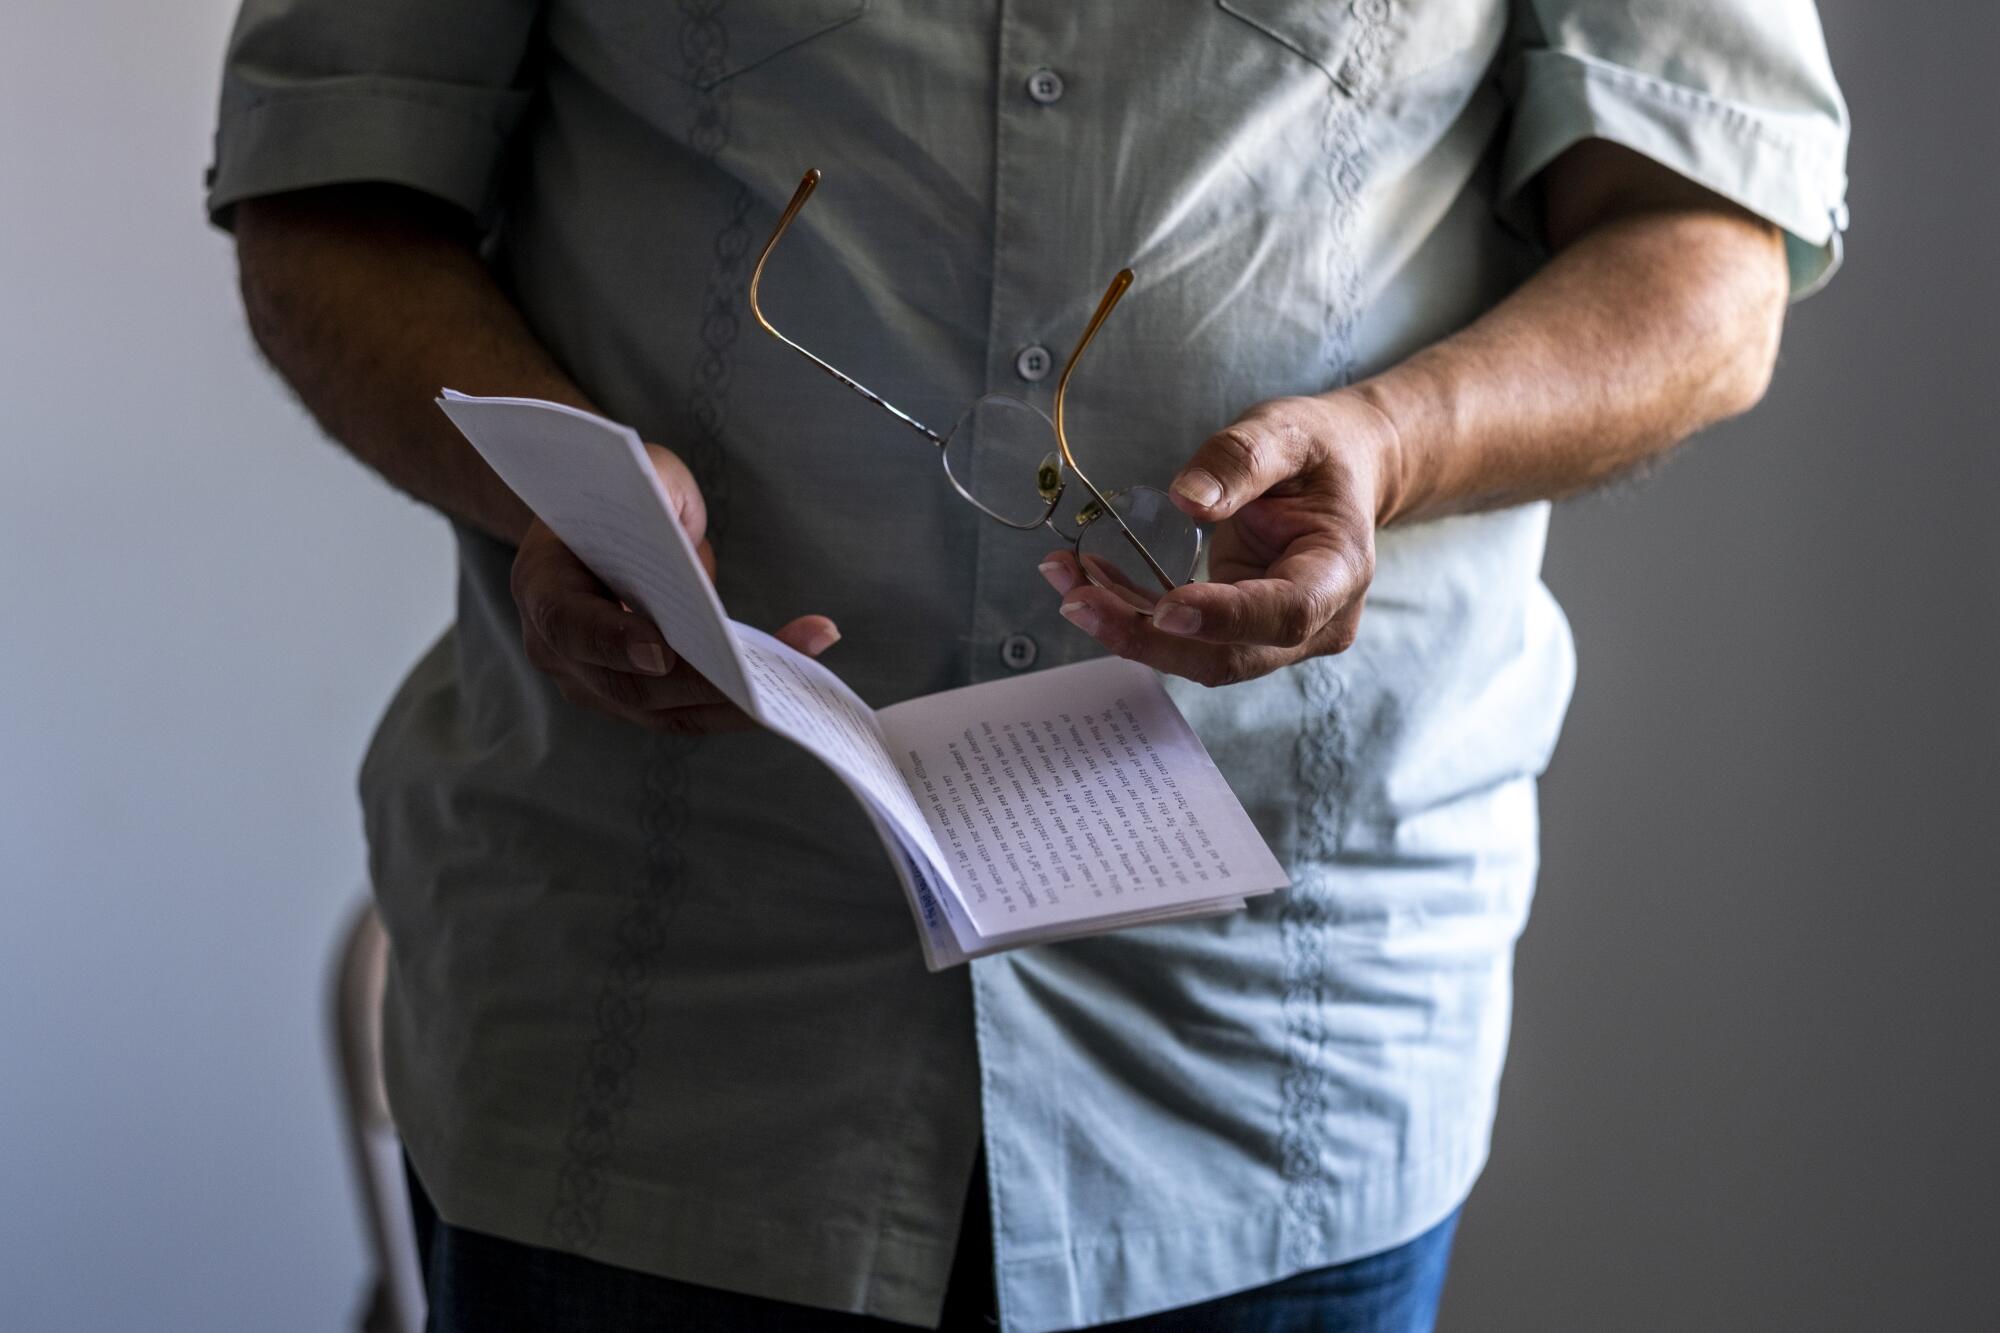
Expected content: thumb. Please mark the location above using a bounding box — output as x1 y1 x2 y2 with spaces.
1169 417 1309 521
775 615 842 658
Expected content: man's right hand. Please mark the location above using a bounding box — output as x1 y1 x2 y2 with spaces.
509 442 840 735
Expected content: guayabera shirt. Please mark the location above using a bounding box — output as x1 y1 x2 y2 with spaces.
209 3 1846 1328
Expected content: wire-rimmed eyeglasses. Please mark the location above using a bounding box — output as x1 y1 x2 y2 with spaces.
747 169 1204 609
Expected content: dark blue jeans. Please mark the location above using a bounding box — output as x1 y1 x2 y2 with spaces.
407 1156 1459 1332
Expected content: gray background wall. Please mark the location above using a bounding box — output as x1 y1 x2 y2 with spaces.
1441 2 2000 1328
1 4 447 1329
0 2 1988 1331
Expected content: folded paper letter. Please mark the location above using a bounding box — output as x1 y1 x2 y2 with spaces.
439 391 1289 967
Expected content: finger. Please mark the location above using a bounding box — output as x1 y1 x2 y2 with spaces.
644 703 757 736
520 612 564 677
1148 539 1368 649
531 584 676 675
568 661 734 714
646 445 710 548
1167 414 1313 522
554 678 752 736
515 532 673 675
774 615 842 657
1076 551 1164 613
1038 550 1083 596
1056 584 1286 688
1320 593 1367 658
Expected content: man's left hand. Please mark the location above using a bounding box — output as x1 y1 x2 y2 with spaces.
1040 391 1397 687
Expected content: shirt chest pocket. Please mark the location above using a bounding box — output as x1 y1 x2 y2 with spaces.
574 0 868 92
691 0 867 89
1217 0 1499 97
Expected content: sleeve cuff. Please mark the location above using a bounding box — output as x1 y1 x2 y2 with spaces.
1498 48 1851 299
205 73 533 230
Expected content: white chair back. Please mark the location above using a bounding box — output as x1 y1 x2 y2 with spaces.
330 900 426 1333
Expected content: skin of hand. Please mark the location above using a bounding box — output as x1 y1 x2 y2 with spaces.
233 184 836 734
1043 140 1792 686
509 445 840 735
1040 391 1394 687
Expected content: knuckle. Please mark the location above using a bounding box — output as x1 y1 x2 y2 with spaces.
1275 598 1318 649
1330 597 1367 655
1208 426 1267 481
1085 610 1130 654
508 534 540 586
1228 647 1278 687
600 670 651 710
588 618 629 668
510 535 558 603
1193 652 1246 689
646 709 702 737
510 570 542 625
1349 542 1377 591
524 593 565 655
1270 401 1319 453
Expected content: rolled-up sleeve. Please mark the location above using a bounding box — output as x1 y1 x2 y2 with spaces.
205 0 543 228
1499 0 1851 297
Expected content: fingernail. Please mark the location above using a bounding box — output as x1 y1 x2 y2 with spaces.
1172 469 1223 508
629 642 668 675
1153 603 1201 636
1060 600 1102 636
1039 559 1078 594
804 626 842 656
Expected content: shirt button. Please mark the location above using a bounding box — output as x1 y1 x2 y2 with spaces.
999 634 1039 671
1025 67 1065 105
1014 344 1052 382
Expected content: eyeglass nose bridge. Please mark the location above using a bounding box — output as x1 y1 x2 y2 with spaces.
937 400 1199 602
945 475 1064 532
1035 486 1127 561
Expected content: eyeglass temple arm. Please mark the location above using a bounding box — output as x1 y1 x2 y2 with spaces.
1053 269 1179 594
749 170 946 448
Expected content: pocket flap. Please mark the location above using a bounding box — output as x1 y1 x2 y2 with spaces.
1218 0 1373 96
684 0 868 91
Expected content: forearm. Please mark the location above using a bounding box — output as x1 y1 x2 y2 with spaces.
1067 144 1799 682
234 185 590 543
1357 150 1791 526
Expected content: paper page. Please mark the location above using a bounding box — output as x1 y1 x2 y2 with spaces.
860 804 974 972
437 392 753 710
878 656 1289 939
438 392 952 877
730 624 947 872
956 895 1251 957
438 392 1280 960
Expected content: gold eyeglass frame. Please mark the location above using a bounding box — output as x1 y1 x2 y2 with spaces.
747 168 1187 595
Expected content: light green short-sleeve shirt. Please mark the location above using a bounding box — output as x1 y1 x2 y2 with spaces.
210 3 1846 1329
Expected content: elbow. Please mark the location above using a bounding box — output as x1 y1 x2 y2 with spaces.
1718 296 1784 418
235 253 279 363
232 202 293 366
1702 237 1791 423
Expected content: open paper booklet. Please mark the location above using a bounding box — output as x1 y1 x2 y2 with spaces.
439 391 1289 968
